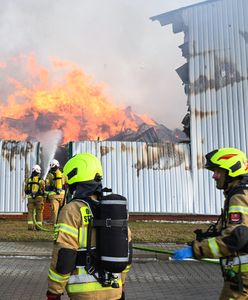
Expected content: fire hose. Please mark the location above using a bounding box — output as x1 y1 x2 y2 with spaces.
33 208 54 232
133 245 219 264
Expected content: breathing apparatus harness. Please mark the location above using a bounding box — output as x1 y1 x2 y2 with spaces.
194 176 248 292
194 176 248 241
47 168 64 195
71 186 131 288
220 178 248 292
25 173 54 232
25 173 44 199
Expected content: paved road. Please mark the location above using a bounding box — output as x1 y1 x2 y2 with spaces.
0 256 222 300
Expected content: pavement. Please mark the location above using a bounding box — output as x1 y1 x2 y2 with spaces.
0 241 223 299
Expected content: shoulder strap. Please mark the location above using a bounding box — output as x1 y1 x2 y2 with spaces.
93 219 127 227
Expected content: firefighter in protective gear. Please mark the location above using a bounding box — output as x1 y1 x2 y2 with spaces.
173 147 248 299
45 159 66 224
47 153 132 300
24 164 45 230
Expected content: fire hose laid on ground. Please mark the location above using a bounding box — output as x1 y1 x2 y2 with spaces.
133 245 219 264
33 209 54 232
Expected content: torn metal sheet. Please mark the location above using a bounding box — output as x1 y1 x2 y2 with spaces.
151 0 248 214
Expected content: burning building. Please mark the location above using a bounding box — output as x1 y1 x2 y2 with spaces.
2 0 246 219
0 53 184 145
0 53 187 218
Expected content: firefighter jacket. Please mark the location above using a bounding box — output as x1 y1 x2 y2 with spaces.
45 169 66 197
48 199 132 300
193 178 248 273
24 175 45 199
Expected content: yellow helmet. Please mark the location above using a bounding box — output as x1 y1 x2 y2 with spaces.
63 153 103 185
205 147 248 177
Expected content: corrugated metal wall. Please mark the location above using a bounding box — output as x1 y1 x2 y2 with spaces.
70 141 193 213
2 0 247 216
0 140 40 213
151 0 248 214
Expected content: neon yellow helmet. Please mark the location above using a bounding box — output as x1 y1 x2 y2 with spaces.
63 153 103 185
205 147 248 177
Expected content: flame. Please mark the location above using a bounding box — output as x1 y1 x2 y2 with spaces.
0 53 155 143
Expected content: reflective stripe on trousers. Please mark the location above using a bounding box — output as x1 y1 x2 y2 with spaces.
67 266 122 293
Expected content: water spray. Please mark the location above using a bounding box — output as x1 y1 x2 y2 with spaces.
36 129 63 179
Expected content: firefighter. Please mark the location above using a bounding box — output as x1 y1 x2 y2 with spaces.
173 147 248 299
45 159 66 224
24 164 45 230
46 153 131 300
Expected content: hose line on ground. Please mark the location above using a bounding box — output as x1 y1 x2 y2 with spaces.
33 209 53 232
133 245 219 264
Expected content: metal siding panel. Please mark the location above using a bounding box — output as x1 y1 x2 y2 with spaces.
70 141 192 214
131 143 139 212
186 0 248 214
152 0 248 214
136 143 145 212
127 143 136 211
0 140 40 213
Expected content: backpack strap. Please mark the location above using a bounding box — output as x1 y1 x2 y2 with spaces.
93 219 127 228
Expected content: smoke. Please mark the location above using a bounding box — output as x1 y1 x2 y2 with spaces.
37 129 63 179
0 0 201 129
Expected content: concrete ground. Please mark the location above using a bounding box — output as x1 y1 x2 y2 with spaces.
0 242 223 300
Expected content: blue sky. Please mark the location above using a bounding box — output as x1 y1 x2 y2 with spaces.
0 0 204 129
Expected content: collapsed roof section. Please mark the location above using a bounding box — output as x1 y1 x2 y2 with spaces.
107 123 188 143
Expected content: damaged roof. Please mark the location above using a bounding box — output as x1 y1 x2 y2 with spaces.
150 0 248 140
150 0 221 30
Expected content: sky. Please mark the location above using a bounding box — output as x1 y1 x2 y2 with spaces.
0 0 204 130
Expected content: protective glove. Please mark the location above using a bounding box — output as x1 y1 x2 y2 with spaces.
172 246 193 260
46 290 61 300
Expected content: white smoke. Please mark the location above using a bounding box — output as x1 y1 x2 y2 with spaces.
37 129 63 179
0 0 201 130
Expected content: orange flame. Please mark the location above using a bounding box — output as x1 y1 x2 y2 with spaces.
0 53 155 143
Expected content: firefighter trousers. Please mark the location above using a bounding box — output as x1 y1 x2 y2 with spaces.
48 194 64 224
27 197 44 230
219 273 248 299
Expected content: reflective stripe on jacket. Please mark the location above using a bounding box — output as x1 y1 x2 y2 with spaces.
48 199 130 299
193 180 248 271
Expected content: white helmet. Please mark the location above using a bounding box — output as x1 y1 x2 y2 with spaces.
32 164 41 174
50 159 60 169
